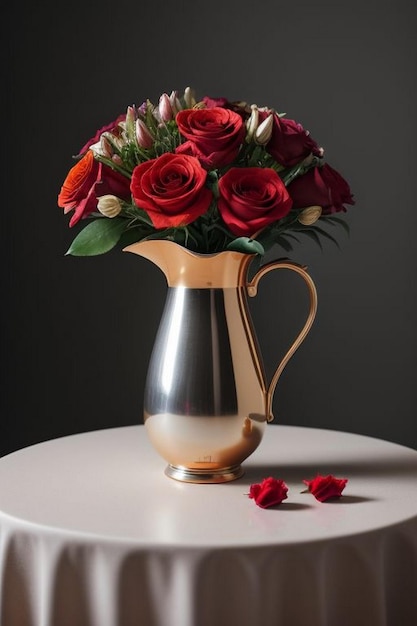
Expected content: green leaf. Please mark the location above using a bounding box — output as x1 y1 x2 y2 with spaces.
309 225 341 249
274 236 294 252
282 232 301 244
226 237 264 255
281 164 303 185
118 226 150 248
321 215 351 235
296 229 324 250
65 218 128 256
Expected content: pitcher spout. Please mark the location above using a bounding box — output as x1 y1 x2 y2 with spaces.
123 240 254 289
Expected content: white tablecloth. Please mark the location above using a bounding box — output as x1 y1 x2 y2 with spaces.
0 424 416 626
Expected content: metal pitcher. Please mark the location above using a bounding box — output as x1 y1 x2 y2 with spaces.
124 240 317 483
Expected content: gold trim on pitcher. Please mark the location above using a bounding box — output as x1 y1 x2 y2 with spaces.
124 240 248 288
247 260 318 422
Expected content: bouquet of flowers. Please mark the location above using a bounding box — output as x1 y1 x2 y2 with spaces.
58 87 354 257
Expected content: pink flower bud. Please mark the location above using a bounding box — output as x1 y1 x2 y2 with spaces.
135 119 154 149
159 93 173 121
100 135 113 158
169 91 182 116
126 106 137 125
111 155 123 166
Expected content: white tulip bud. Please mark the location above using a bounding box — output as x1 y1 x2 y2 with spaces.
184 86 196 109
255 113 274 145
298 206 322 225
97 195 123 218
246 105 259 141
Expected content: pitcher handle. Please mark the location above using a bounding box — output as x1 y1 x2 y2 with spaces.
247 260 318 422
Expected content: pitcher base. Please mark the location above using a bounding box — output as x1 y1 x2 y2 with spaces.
165 463 244 483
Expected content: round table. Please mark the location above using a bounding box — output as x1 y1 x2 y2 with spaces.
1 425 416 626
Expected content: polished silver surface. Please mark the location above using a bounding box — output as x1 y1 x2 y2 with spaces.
143 285 267 483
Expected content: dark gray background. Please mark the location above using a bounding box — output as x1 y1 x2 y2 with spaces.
3 0 416 457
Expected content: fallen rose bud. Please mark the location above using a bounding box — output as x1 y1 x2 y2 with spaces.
248 477 288 508
303 474 348 502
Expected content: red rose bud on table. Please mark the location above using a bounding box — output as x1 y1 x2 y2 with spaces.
303 474 348 502
248 477 289 508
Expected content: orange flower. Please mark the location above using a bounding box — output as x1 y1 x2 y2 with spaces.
58 151 131 227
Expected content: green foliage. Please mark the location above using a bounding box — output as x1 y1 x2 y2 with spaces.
256 213 349 255
227 237 265 255
65 218 128 256
61 90 353 258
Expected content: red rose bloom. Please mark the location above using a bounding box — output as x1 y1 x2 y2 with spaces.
202 96 249 120
176 107 245 169
303 474 348 502
202 96 232 109
58 150 131 227
262 112 321 167
288 164 355 214
218 167 293 237
249 477 288 508
130 152 212 229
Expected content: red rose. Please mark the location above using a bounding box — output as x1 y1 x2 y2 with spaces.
202 96 232 109
249 477 288 508
58 150 131 227
218 167 293 237
303 474 348 502
288 164 355 214
130 152 212 229
176 107 245 169
262 112 321 168
202 96 249 119
77 114 125 155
